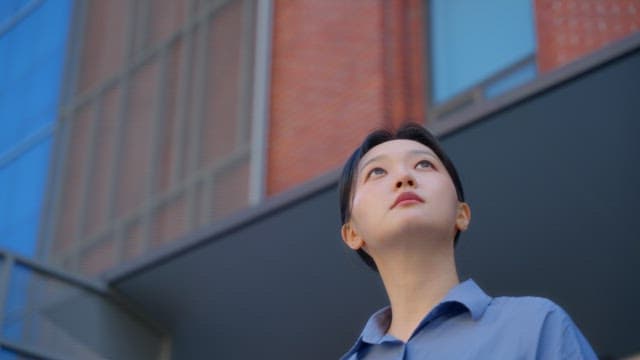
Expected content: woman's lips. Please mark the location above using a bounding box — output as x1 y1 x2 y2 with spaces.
391 191 425 209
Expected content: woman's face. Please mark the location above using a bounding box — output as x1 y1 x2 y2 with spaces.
342 139 469 253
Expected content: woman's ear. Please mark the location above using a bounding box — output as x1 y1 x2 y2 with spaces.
455 202 471 232
341 222 364 250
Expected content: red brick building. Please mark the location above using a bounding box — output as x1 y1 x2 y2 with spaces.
41 0 640 275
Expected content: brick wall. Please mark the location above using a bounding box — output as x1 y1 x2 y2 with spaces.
535 0 640 72
267 0 427 195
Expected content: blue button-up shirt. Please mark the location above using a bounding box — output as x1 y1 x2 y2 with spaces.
341 279 597 359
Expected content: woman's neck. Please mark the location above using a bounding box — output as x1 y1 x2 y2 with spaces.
375 240 459 342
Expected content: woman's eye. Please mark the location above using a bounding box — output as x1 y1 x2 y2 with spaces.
415 160 432 169
368 167 386 178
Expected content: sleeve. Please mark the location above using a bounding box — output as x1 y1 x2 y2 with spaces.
534 302 598 360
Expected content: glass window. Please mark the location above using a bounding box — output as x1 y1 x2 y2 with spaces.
429 0 537 105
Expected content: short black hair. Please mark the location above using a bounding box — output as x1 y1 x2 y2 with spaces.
338 122 465 271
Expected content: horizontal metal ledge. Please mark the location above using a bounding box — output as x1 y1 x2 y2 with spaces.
0 249 108 295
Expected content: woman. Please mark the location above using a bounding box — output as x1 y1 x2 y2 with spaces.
338 123 596 359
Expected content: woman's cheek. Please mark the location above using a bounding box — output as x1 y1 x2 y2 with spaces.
351 189 377 223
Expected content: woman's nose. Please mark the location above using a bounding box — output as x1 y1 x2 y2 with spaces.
395 173 416 189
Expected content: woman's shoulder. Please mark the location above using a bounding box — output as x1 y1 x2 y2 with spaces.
487 295 597 358
485 295 573 327
491 294 563 310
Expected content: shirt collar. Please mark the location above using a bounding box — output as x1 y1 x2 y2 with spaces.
441 278 492 321
359 279 492 345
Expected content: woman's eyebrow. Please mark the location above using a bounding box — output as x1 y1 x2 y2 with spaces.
408 149 438 159
359 149 438 173
358 155 387 173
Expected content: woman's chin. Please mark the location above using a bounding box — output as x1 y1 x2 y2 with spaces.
385 217 431 238
383 214 452 240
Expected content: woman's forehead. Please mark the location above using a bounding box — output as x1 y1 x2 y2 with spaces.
359 139 437 167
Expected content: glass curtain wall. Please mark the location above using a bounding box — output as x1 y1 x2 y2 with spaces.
0 1 74 358
0 0 72 257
